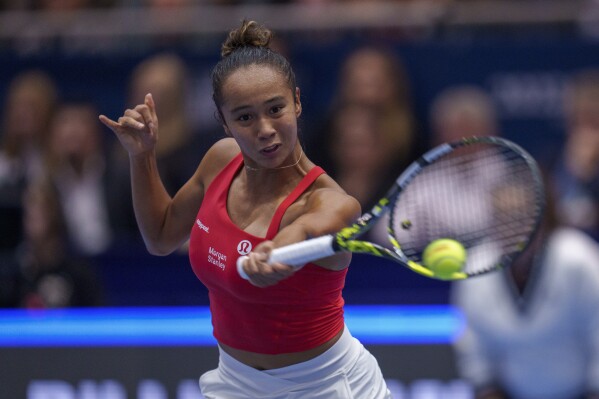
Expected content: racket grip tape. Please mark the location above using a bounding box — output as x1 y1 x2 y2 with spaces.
236 235 336 280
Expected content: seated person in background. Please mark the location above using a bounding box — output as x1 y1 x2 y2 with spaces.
47 99 114 256
0 69 58 253
552 69 599 240
1 176 103 308
325 102 397 211
311 45 418 181
451 178 599 399
429 84 499 146
309 47 419 244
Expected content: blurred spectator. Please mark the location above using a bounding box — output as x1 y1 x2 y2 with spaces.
324 102 396 210
552 69 599 240
580 0 599 39
429 84 498 146
311 45 418 208
122 52 215 196
0 176 103 308
306 46 418 247
47 99 116 256
332 46 417 168
451 178 599 399
0 69 58 253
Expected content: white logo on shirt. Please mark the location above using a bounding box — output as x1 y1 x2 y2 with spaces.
196 219 209 233
208 247 226 270
237 240 252 255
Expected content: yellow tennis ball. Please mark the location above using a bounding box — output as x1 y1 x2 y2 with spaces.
422 239 466 279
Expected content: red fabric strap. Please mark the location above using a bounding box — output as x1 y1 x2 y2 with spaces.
266 166 325 238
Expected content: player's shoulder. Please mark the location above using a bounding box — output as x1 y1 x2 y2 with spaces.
197 138 240 180
307 173 361 219
205 137 240 163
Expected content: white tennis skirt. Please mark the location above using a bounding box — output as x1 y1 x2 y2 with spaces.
199 326 392 399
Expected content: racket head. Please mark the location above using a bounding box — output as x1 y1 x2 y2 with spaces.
387 136 545 280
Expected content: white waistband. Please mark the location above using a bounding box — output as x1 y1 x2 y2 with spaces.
217 326 361 394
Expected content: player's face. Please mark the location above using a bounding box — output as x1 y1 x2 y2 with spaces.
219 64 302 170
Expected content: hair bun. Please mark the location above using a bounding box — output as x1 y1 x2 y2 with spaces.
221 20 272 57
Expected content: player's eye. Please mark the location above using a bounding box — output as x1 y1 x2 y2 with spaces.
237 114 252 122
270 105 284 115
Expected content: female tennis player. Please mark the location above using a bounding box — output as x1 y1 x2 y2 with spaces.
99 20 391 399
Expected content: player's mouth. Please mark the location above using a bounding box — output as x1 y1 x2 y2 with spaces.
260 144 281 156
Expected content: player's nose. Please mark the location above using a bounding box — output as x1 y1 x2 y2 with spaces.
256 117 276 139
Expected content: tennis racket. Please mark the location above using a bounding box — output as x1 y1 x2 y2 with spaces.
237 136 545 281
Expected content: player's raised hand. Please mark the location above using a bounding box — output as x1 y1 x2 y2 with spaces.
99 93 159 157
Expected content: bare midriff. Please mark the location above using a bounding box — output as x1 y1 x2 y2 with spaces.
218 326 344 370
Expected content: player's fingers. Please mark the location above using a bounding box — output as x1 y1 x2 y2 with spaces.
145 93 158 124
118 115 145 130
258 241 276 253
243 252 287 287
244 263 274 287
270 262 296 277
247 251 270 274
134 104 153 125
98 115 120 131
124 107 141 117
258 266 294 287
241 252 262 280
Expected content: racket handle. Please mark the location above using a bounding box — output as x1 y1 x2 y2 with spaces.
237 256 251 280
236 235 336 280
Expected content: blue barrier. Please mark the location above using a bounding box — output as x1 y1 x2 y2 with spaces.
0 305 463 347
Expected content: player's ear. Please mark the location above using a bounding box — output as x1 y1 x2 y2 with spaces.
294 87 302 118
216 109 232 136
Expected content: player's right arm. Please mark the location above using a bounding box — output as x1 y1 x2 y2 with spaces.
99 93 232 255
241 183 361 287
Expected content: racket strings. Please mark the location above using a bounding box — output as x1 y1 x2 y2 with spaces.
390 142 542 275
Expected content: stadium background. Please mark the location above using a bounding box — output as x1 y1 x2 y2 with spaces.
1 2 598 398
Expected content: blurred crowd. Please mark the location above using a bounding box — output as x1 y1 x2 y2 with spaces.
0 51 220 308
0 0 453 11
2 43 598 311
1 14 599 396
1 32 599 314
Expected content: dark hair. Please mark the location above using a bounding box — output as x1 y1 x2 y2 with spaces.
211 20 297 113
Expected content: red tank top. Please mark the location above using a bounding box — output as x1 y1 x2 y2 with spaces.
189 153 347 354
